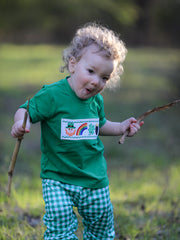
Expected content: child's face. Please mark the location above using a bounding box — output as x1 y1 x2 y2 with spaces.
68 44 116 99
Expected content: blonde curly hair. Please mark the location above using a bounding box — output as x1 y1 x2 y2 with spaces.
60 23 127 88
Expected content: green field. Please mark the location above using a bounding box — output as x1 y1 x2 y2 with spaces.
0 44 180 239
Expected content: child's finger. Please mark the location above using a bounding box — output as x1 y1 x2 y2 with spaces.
11 125 24 138
128 125 137 136
129 121 143 136
129 117 137 124
132 121 144 129
139 121 144 126
131 123 140 130
25 128 30 133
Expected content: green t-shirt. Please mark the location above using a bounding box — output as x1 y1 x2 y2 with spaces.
20 77 109 188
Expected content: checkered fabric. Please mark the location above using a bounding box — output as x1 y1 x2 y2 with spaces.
42 179 115 240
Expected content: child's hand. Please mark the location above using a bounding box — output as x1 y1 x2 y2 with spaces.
11 120 30 138
121 117 144 137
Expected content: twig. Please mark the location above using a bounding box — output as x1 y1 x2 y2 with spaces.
119 99 180 144
7 98 30 197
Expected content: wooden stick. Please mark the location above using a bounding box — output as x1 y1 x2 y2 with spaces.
7 98 30 197
119 99 180 144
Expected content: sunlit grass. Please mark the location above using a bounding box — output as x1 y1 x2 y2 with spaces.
0 44 66 88
110 163 180 202
0 44 179 93
0 175 45 240
109 163 180 239
12 179 44 211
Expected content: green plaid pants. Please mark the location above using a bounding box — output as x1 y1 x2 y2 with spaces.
42 179 115 239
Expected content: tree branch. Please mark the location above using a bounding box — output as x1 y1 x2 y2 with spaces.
119 99 180 144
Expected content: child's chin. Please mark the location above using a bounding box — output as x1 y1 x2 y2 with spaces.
77 92 91 99
79 95 90 100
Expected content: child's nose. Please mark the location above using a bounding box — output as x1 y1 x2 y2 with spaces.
91 76 99 86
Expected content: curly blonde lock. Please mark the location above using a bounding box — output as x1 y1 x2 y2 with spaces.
60 23 127 88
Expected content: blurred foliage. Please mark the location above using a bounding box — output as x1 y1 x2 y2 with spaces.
0 0 179 46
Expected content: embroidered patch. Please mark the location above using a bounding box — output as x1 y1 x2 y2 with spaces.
61 118 99 140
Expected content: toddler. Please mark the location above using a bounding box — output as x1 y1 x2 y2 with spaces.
11 23 143 239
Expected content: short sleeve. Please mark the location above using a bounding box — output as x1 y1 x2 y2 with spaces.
20 85 56 123
97 94 107 128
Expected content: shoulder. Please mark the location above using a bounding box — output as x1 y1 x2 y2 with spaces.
38 78 66 98
42 78 66 91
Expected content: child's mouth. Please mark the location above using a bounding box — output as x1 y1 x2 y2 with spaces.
86 88 91 94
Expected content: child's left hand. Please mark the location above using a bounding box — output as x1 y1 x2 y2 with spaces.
129 120 144 136
121 117 144 137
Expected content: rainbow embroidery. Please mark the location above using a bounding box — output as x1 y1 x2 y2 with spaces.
76 123 88 135
61 118 99 140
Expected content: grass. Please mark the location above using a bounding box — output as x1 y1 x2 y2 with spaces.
0 44 180 239
110 164 180 238
0 44 66 88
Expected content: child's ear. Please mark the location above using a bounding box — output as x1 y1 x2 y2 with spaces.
68 57 77 74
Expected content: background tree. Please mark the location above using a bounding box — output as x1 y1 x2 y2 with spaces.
0 0 179 46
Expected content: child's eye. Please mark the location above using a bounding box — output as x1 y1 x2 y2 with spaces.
102 76 110 82
88 69 94 74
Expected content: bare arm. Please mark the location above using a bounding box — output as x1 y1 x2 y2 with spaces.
11 108 31 138
99 118 143 136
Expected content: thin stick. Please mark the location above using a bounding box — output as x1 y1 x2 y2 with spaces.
7 98 30 197
119 99 180 144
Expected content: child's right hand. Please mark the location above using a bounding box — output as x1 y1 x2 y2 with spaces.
11 120 30 138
